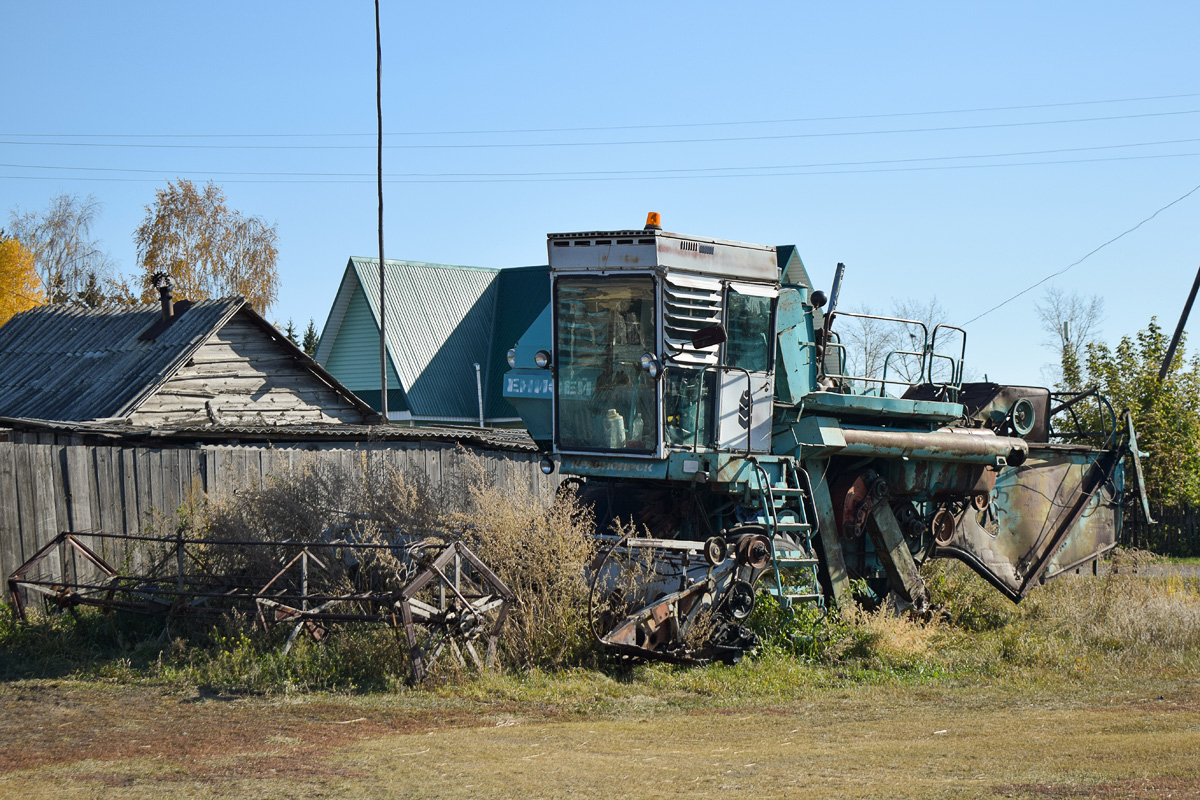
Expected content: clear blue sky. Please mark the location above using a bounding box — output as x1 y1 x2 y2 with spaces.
3 1 1198 385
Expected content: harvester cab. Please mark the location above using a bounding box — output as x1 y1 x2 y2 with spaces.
504 214 1141 664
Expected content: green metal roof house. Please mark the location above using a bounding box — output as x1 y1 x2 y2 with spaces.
315 257 549 425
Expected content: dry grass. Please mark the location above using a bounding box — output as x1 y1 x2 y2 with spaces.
454 463 597 671
827 600 942 667
2 675 1198 799
1025 571 1200 664
922 558 1200 677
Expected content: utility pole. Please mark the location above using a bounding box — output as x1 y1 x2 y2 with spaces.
1159 263 1200 383
375 0 388 422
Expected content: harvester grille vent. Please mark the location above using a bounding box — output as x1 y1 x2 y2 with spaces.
664 273 722 366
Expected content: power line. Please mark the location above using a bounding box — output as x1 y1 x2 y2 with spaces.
2 137 1200 179
1 109 1197 151
3 137 1197 180
3 150 1198 185
962 182 1200 326
2 92 1197 139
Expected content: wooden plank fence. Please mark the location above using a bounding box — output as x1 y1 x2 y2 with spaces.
1120 503 1200 558
0 437 560 600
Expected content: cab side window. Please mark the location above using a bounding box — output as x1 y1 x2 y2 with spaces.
724 289 774 372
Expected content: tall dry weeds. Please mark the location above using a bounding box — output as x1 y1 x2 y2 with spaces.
166 450 599 675
454 461 597 671
1026 571 1200 664
193 454 450 594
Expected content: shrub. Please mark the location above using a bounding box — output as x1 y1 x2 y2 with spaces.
456 466 597 671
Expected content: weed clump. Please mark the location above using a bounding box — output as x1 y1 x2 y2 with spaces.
747 592 942 678
922 560 1016 632
456 469 596 672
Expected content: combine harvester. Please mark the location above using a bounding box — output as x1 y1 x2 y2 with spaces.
504 213 1150 664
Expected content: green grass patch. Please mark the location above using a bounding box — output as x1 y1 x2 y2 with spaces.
6 556 1200 699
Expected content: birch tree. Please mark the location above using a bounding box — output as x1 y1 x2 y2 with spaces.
0 233 42 325
6 193 121 305
134 179 279 313
1036 287 1104 389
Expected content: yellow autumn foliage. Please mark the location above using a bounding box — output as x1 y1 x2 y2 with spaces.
0 236 43 326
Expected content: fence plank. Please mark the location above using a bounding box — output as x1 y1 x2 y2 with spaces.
0 443 19 585
30 446 63 583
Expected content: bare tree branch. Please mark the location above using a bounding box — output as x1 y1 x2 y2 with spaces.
1035 287 1104 386
6 193 119 305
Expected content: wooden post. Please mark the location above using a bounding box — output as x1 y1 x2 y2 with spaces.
301 549 309 612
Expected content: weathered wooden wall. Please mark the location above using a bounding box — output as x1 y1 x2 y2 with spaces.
129 314 366 427
0 435 559 599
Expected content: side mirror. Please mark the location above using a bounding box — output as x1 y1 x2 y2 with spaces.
691 324 727 350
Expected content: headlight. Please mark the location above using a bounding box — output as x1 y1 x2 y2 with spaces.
534 350 552 369
540 456 555 475
506 348 517 368
639 352 660 378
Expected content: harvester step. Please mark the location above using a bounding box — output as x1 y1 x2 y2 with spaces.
767 588 823 602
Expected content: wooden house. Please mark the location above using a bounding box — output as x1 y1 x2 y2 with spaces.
0 291 377 427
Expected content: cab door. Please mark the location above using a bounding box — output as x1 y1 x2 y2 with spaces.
715 283 777 453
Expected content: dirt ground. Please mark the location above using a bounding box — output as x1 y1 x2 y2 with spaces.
1 676 1198 799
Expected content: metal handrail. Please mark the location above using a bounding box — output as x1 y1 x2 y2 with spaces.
821 311 966 397
928 324 967 385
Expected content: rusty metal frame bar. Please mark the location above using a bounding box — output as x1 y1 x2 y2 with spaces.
397 541 514 684
7 531 513 686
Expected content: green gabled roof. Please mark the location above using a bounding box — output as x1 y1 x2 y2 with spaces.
486 266 550 418
777 244 812 289
317 258 549 423
321 282 406 409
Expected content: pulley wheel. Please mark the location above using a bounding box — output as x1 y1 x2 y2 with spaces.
703 536 728 566
932 508 956 546
726 580 756 620
737 534 772 570
1011 398 1036 437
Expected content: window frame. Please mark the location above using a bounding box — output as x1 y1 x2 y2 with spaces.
551 270 662 458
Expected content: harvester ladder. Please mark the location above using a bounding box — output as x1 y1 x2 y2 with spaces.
753 461 824 610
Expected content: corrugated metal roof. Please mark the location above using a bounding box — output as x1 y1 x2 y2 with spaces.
0 415 538 452
349 257 501 420
0 299 243 421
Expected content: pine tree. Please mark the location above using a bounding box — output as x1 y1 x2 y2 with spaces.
301 319 319 357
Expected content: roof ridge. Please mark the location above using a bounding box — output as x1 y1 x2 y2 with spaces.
348 256 501 274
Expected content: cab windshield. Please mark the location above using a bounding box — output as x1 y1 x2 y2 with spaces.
555 275 657 452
